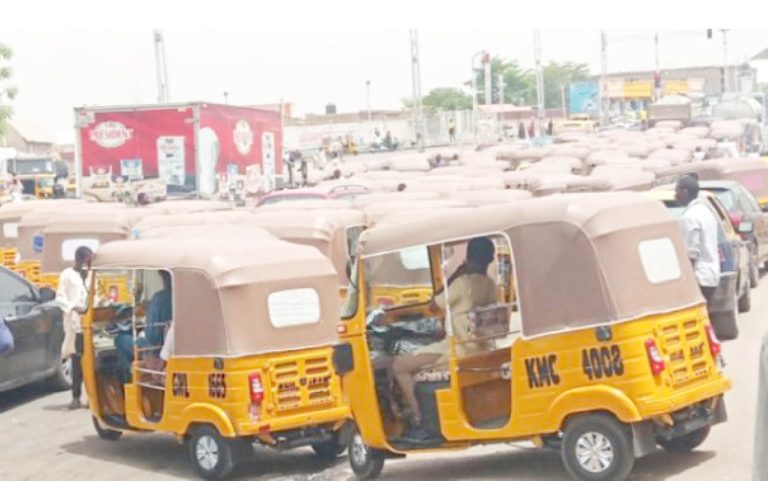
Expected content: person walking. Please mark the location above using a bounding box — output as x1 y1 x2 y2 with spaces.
517 122 526 139
56 246 93 410
675 175 720 304
448 117 456 143
528 118 535 139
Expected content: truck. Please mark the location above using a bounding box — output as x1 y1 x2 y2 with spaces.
648 95 693 126
6 157 69 198
74 102 283 199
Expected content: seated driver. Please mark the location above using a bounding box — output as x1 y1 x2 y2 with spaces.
391 237 497 440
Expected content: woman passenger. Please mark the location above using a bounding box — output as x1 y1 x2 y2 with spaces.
391 237 497 439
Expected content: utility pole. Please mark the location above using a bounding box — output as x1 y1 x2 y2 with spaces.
366 80 372 142
470 51 485 140
654 32 662 101
723 30 729 93
409 29 424 151
533 29 545 120
483 55 492 106
153 30 170 103
600 30 608 124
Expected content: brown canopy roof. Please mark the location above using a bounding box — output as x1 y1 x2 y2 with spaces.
133 210 255 232
94 239 341 357
656 158 768 197
40 211 143 272
146 199 232 215
135 224 276 241
247 209 366 285
359 192 702 338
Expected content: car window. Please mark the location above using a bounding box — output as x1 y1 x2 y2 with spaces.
711 189 737 211
0 270 36 303
737 187 761 213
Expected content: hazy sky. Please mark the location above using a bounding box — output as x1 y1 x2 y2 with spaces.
2 29 767 143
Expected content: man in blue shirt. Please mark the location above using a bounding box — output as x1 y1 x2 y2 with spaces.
115 270 172 381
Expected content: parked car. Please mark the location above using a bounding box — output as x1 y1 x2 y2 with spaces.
0 267 69 394
647 189 750 339
699 180 768 287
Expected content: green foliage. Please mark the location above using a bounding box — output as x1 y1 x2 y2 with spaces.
0 42 14 136
474 56 591 108
421 87 472 111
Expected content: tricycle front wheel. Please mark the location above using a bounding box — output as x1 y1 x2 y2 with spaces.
348 429 385 480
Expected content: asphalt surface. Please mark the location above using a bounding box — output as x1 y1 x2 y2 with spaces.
0 281 764 481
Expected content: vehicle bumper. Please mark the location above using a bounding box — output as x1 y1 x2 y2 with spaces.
638 375 732 417
654 395 727 442
236 404 350 437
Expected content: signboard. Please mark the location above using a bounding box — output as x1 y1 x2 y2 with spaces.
623 80 653 99
569 81 600 114
156 136 185 186
120 158 144 180
601 78 625 99
262 132 276 192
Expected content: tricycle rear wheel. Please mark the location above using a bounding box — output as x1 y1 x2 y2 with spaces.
312 432 346 461
657 426 710 453
186 425 237 480
561 413 634 481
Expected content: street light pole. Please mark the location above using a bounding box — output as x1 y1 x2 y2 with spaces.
409 29 424 151
600 30 608 125
471 50 485 141
722 29 730 94
533 29 545 121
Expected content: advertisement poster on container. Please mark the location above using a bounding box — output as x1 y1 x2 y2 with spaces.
262 132 276 192
569 81 600 114
156 136 185 186
120 159 144 180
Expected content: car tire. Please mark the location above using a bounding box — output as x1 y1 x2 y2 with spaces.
750 245 760 288
312 432 346 461
186 425 237 481
92 416 122 441
46 357 73 391
711 306 739 341
739 282 752 313
561 413 634 481
657 426 710 453
348 429 385 480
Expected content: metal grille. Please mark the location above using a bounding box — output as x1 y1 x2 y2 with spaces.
270 355 333 412
208 373 227 399
658 317 709 387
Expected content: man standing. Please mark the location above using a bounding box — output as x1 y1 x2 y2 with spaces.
675 175 720 303
56 246 92 410
448 117 456 143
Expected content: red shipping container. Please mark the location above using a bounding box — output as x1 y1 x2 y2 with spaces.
75 102 282 196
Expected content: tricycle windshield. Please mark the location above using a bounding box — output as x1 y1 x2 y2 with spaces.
364 245 433 310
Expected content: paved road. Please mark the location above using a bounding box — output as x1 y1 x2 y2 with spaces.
1 282 764 481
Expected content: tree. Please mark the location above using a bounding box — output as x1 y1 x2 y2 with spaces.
0 42 17 136
473 56 535 106
421 87 472 111
472 56 590 109
542 61 590 109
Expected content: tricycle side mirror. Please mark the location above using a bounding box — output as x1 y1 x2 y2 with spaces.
738 221 755 234
38 287 56 303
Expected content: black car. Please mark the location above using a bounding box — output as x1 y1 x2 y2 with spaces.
0 267 70 394
700 180 768 288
